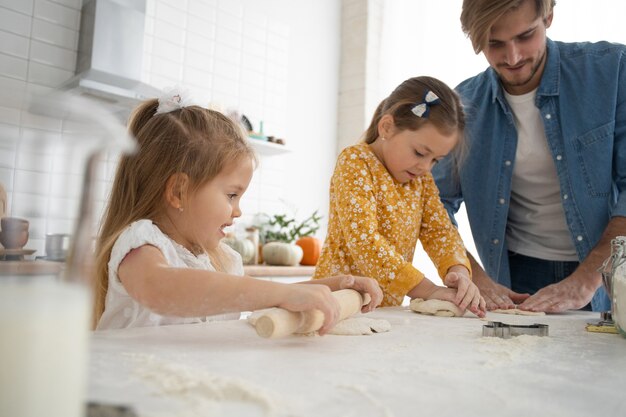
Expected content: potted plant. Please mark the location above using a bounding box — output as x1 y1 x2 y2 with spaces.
257 210 323 266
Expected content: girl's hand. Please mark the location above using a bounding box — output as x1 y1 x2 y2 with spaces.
337 275 383 313
307 274 383 313
278 284 341 335
443 266 486 318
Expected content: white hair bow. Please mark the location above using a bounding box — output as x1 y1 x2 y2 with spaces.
155 86 195 115
411 90 440 118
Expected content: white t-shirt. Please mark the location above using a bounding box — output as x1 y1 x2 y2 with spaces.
96 219 243 330
504 89 578 261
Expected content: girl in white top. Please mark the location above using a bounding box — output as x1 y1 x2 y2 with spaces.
94 88 382 331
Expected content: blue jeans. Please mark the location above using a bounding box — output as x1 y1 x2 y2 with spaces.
508 251 611 312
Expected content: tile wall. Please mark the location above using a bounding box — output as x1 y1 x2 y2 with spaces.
0 0 301 257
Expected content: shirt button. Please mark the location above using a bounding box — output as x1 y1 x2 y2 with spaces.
577 235 583 241
556 155 562 161
499 198 505 204
493 239 499 245
545 113 552 119
563 194 568 200
505 160 512 166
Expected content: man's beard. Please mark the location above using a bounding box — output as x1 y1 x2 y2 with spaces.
498 49 547 90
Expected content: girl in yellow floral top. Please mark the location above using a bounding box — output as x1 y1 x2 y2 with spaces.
314 76 486 317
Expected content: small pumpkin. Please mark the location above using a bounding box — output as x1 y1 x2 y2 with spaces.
262 242 303 266
295 236 322 265
222 236 256 264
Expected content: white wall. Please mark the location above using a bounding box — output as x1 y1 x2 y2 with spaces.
0 0 340 256
377 0 626 283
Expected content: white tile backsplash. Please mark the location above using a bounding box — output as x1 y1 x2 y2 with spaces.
0 0 34 15
155 2 187 28
0 53 28 80
153 18 186 46
0 30 30 59
13 169 51 195
0 0 301 253
188 1 216 23
15 151 54 172
27 60 73 86
31 17 77 49
11 191 47 218
0 7 33 37
0 106 20 125
34 0 80 30
29 39 77 71
48 0 80 10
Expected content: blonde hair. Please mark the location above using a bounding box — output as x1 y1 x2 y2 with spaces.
92 100 256 327
461 0 556 54
363 76 467 167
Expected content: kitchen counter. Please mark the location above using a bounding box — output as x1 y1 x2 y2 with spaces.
0 260 63 276
88 308 626 417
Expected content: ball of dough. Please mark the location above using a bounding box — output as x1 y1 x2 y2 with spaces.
409 298 463 317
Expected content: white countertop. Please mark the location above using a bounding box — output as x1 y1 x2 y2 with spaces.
88 308 626 417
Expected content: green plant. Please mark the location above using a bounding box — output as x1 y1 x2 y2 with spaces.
258 210 322 244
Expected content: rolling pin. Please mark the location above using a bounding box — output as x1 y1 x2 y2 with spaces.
253 289 371 338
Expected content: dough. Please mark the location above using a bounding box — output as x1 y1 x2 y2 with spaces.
491 308 546 316
409 298 463 317
329 317 391 335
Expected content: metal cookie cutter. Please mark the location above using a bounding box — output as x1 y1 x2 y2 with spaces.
482 321 549 339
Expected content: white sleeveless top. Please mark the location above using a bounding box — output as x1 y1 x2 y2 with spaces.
96 220 243 330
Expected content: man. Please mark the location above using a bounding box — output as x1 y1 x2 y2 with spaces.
433 0 626 312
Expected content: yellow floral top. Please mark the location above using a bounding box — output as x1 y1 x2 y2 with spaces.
314 143 471 306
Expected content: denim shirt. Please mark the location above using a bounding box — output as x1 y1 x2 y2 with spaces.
433 39 626 304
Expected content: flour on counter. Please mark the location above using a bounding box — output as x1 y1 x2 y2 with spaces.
477 334 548 367
337 383 396 417
491 308 546 316
128 353 280 416
409 298 463 317
329 317 391 335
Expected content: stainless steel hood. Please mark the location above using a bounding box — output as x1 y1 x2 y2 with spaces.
61 0 161 111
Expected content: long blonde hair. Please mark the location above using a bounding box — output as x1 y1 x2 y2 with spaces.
93 99 256 327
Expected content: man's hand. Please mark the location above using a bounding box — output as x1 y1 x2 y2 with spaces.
518 270 600 313
467 253 528 310
474 273 529 310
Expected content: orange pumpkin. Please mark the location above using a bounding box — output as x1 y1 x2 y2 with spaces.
295 236 322 266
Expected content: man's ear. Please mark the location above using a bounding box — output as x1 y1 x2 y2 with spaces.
377 114 394 139
544 10 554 28
165 173 189 210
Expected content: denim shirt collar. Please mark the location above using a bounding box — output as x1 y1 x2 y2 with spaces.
488 38 561 108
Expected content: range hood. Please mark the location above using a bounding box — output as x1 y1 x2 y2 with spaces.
61 0 161 111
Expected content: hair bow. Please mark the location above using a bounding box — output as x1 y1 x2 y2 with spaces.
411 90 440 118
155 86 194 115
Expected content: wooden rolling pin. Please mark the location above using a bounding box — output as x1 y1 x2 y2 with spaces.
253 289 371 338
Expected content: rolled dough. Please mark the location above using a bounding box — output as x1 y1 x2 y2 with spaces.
329 317 391 335
409 298 463 317
491 308 546 316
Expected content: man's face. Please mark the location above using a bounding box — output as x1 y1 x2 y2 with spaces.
482 0 553 95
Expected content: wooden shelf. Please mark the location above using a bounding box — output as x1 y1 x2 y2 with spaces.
248 138 291 156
